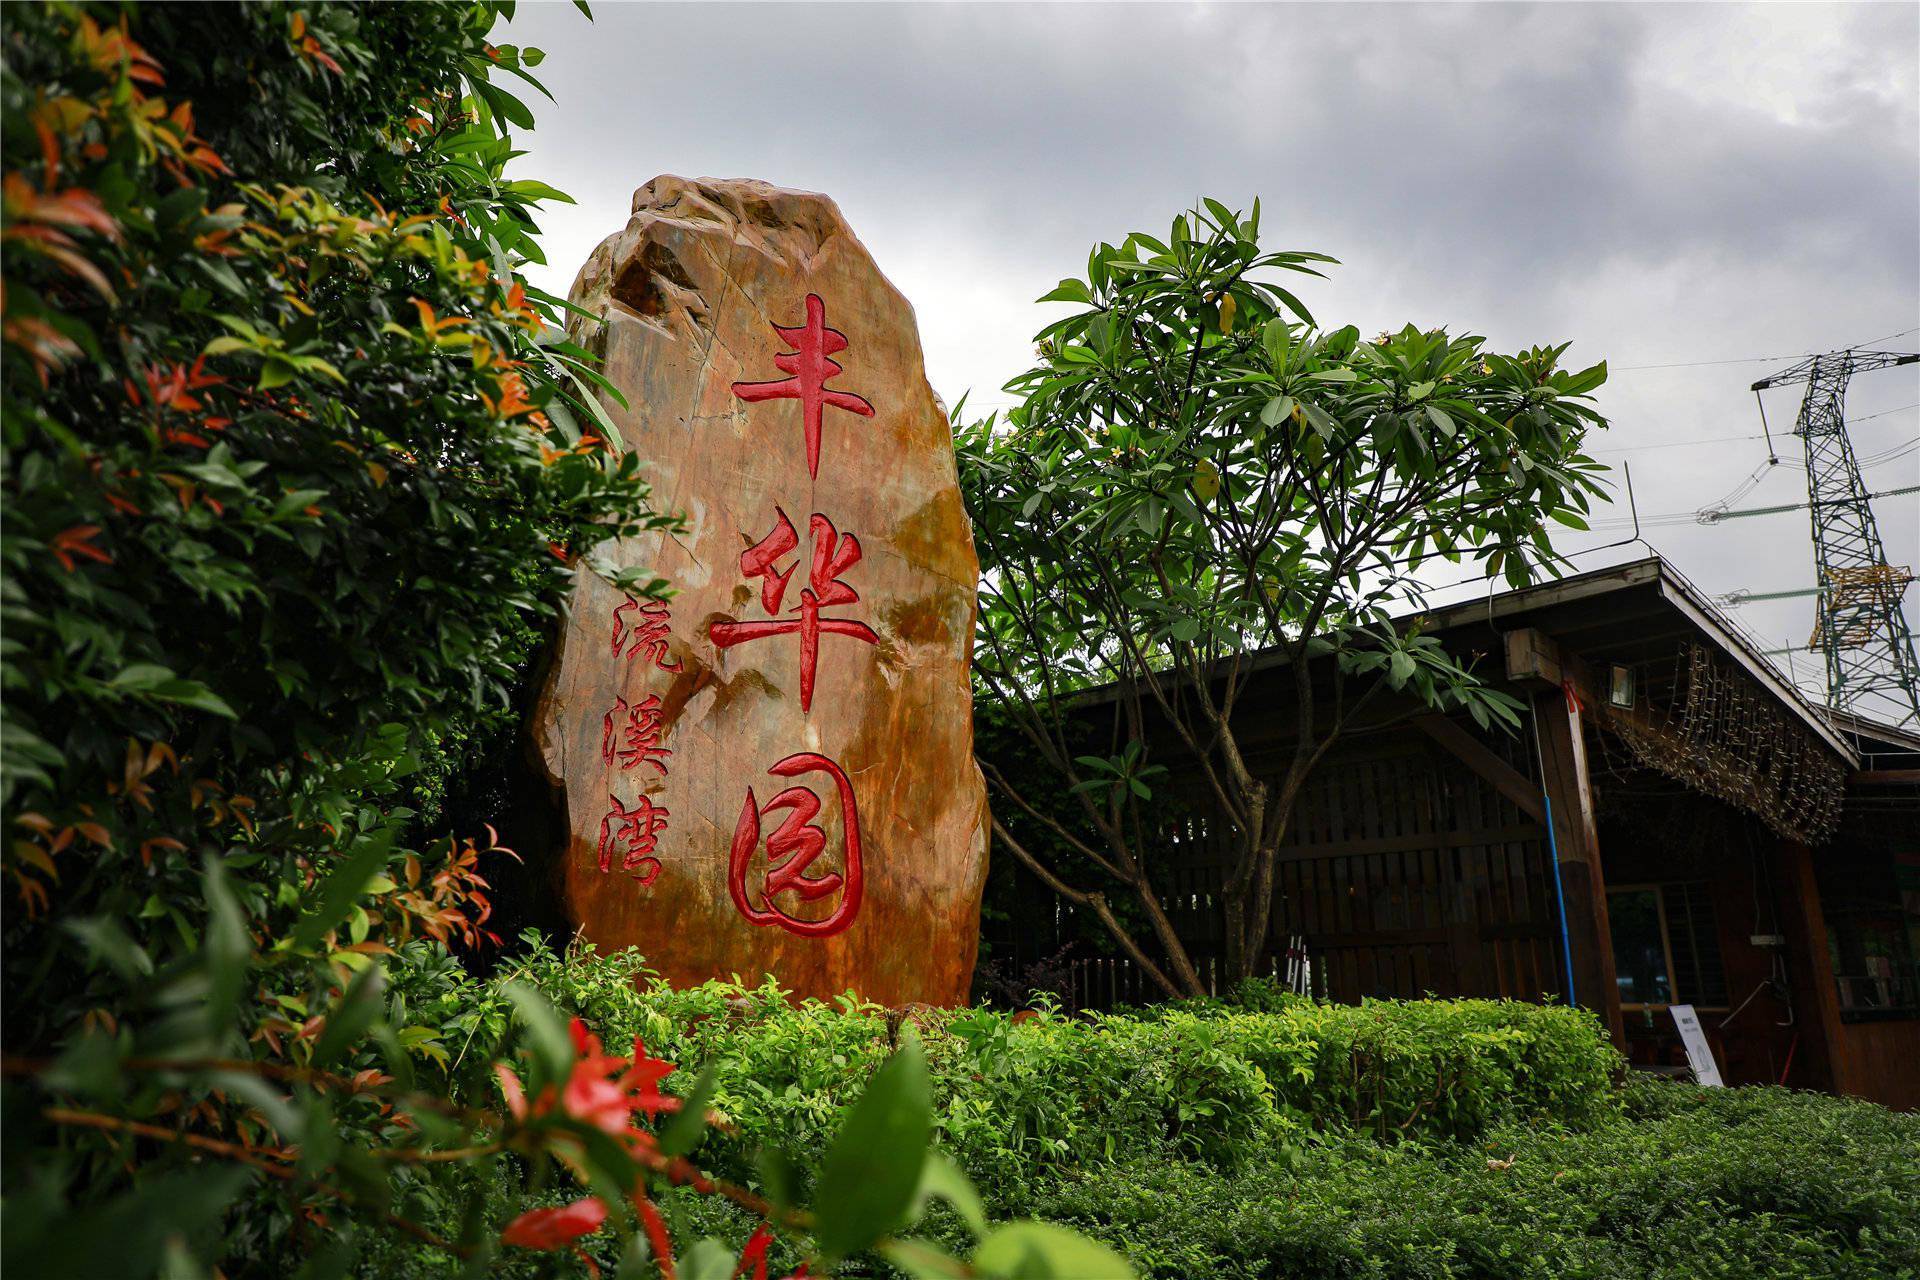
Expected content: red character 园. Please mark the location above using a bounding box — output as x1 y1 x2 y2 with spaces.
601 694 672 775
612 597 681 672
729 293 875 480
728 752 863 938
598 793 670 887
708 508 878 713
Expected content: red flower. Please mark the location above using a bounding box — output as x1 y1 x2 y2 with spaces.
637 1192 676 1280
49 525 111 572
495 1017 682 1143
734 1224 774 1280
501 1195 607 1250
564 1018 645 1136
730 1224 809 1280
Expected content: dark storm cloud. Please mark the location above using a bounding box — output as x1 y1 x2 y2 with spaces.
505 1 1918 702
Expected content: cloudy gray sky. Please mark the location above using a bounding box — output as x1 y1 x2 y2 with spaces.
502 1 1919 712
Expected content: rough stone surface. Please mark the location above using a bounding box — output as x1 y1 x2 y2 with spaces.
533 176 988 1006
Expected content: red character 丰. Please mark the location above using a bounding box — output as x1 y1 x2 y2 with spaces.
728 752 863 938
601 694 672 775
598 793 669 887
708 508 878 712
729 293 875 480
612 597 681 672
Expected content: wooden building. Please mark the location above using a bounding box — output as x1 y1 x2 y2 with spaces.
984 556 1920 1109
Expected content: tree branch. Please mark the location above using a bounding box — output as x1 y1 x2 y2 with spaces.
988 813 1182 1000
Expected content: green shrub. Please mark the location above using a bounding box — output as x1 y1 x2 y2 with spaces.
495 939 1620 1198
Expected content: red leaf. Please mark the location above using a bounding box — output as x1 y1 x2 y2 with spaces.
500 1197 607 1251
49 525 111 572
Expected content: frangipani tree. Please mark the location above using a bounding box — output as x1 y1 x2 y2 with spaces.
960 200 1610 996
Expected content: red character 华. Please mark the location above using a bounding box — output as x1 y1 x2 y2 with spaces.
598 793 670 887
729 293 875 480
728 752 863 938
601 694 672 775
708 507 878 712
612 597 681 672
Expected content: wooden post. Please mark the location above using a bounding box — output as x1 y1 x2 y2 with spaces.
1507 627 1625 1048
1772 838 1849 1094
1532 685 1626 1047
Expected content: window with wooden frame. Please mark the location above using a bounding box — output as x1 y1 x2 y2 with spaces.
1608 881 1729 1009
1815 845 1920 1021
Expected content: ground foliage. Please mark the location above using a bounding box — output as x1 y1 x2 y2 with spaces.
1032 1081 1920 1279
378 945 1913 1280
0 5 1115 1277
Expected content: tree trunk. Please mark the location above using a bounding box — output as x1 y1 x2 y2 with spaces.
1131 874 1209 998
1221 892 1248 984
1235 843 1278 984
1230 766 1310 983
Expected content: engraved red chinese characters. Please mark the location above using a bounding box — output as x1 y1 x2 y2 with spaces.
612 597 681 671
728 752 863 938
598 794 669 886
729 293 875 480
601 694 671 775
709 508 878 713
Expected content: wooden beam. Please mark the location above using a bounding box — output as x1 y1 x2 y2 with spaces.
1505 625 1568 690
1853 769 1920 785
1415 713 1547 823
1274 823 1547 861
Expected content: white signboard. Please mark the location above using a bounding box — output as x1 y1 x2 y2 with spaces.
1670 1004 1725 1087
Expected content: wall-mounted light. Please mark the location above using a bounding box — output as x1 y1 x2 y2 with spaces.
1608 664 1636 710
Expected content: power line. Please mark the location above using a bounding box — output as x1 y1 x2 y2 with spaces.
1854 435 1920 468
1612 330 1920 374
1580 447 1918 531
1613 354 1800 372
1744 435 1917 471
1573 409 1913 458
1701 484 1920 524
1847 326 1920 350
1851 401 1920 425
1584 431 1767 455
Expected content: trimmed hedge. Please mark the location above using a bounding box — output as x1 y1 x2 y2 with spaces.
507 941 1620 1193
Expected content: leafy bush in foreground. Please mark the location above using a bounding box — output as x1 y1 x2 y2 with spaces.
0 7 1142 1272
0 3 676 1269
1032 1081 1920 1280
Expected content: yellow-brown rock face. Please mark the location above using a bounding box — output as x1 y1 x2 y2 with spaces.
533 176 988 1005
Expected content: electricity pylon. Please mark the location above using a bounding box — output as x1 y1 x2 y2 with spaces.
1752 349 1920 727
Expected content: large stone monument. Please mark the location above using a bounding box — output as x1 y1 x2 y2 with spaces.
533 176 988 1006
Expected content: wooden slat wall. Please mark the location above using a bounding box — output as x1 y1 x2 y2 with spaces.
990 722 1569 1012
1192 733 1564 1007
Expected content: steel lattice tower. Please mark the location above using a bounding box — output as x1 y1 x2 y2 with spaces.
1752 349 1920 727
